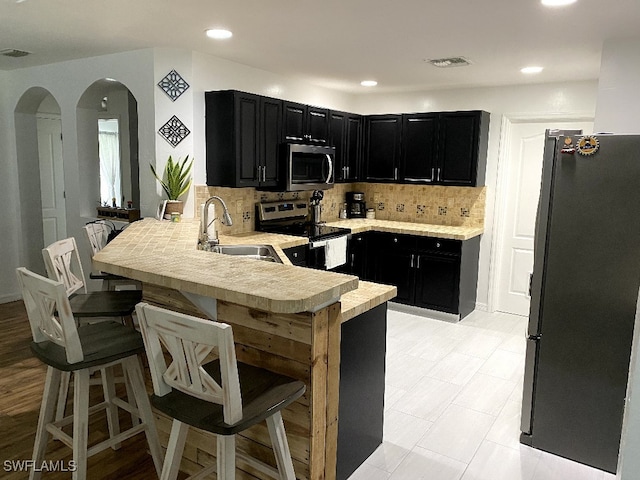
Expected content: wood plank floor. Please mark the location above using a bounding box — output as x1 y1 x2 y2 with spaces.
0 300 168 479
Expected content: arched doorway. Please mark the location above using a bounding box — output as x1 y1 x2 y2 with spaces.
76 79 139 218
14 87 65 274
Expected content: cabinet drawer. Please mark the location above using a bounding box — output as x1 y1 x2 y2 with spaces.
416 237 461 255
373 232 417 251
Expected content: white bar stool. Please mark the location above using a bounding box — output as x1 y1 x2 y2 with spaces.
136 302 306 480
16 267 163 480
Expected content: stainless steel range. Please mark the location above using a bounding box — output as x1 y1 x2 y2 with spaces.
256 201 350 270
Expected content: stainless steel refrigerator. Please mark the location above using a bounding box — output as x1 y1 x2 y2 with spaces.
520 131 640 473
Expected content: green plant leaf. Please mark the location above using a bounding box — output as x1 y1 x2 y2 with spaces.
150 155 193 200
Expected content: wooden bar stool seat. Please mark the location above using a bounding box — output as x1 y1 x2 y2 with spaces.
136 302 306 480
42 237 142 323
16 267 163 480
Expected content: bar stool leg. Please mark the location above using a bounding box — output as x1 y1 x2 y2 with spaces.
55 371 70 421
266 412 296 480
217 435 236 480
30 367 61 480
72 369 90 480
101 366 122 450
161 420 189 480
123 356 163 477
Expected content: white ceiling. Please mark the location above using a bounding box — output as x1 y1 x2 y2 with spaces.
1 0 639 93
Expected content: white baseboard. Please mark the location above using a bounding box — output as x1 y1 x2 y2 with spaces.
0 292 22 304
475 302 489 312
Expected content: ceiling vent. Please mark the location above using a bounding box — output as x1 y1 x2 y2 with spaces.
427 57 471 68
0 48 31 58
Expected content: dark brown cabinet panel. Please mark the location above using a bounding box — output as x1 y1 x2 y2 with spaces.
401 113 438 183
206 90 282 188
367 231 480 319
363 110 489 187
283 101 329 144
437 111 489 186
364 115 402 181
330 110 362 182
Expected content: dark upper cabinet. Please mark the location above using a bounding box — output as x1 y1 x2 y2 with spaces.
206 90 282 188
364 115 402 181
437 111 489 186
364 110 489 186
401 113 439 183
330 110 362 182
283 101 329 144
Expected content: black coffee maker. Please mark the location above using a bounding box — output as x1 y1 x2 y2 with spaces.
346 192 366 218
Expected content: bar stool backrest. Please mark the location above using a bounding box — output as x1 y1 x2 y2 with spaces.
16 267 83 364
42 237 87 297
83 222 109 256
135 303 243 425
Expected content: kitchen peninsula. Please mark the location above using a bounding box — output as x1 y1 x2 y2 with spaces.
93 218 396 480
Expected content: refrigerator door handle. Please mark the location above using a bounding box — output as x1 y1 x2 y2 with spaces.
520 336 540 436
528 273 533 298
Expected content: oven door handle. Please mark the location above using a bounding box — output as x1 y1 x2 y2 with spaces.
325 154 333 184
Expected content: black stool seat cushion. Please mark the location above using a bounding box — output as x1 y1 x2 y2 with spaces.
69 290 142 317
151 361 306 435
89 271 128 281
30 321 145 371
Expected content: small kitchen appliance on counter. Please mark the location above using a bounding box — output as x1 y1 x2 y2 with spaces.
346 192 366 218
256 200 350 270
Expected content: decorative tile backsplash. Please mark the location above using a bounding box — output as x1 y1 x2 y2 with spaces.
194 182 485 235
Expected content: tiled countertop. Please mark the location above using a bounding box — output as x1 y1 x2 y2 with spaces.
324 218 484 240
93 218 397 316
94 219 358 314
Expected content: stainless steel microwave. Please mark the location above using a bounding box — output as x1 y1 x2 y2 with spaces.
285 144 335 191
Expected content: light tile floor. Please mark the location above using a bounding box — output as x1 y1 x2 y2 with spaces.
348 307 617 480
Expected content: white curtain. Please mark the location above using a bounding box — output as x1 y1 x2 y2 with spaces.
99 130 121 206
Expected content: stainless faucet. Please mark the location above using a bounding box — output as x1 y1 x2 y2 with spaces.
199 196 233 248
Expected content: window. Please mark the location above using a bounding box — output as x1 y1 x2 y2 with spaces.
98 118 121 207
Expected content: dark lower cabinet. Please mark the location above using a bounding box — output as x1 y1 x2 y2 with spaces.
336 232 373 279
337 303 386 480
369 232 480 319
282 245 307 266
413 253 460 313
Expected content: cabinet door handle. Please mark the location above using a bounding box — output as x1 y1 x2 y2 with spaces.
416 255 420 269
346 166 350 178
431 167 435 182
394 167 399 180
437 167 441 181
263 166 267 182
410 254 415 268
351 253 355 269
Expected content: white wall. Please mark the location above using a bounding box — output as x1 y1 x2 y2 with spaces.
0 49 156 301
351 81 598 311
595 38 640 134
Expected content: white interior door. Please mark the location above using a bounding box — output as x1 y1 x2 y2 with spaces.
495 119 593 316
37 116 67 247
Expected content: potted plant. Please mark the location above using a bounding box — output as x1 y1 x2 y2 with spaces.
150 155 193 219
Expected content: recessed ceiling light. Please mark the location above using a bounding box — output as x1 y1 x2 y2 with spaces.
206 29 233 40
360 80 377 87
541 0 577 6
521 66 544 74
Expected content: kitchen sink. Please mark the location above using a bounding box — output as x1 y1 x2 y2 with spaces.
204 243 282 263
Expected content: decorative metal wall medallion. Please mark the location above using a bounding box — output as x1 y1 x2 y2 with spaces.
158 115 190 147
157 69 190 101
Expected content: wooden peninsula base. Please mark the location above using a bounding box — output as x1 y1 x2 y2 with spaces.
143 284 388 480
